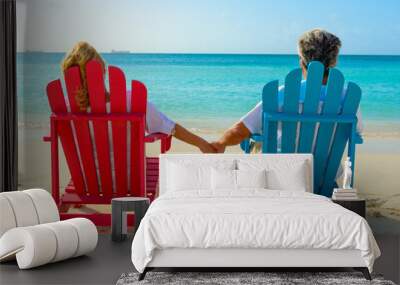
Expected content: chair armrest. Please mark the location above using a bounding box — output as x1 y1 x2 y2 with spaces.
144 133 169 143
240 139 250 152
355 133 363 144
43 136 51 142
145 133 172 153
250 134 263 142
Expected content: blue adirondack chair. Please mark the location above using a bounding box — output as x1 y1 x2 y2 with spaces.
240 61 363 197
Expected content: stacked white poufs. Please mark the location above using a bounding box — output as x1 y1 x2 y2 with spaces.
0 189 98 269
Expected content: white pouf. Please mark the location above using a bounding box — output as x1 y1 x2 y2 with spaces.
64 218 98 257
24 188 60 223
0 218 98 269
0 189 98 269
0 196 17 237
42 221 79 262
1 191 41 227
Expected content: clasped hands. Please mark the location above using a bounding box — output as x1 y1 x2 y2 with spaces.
195 122 250 153
199 141 226 153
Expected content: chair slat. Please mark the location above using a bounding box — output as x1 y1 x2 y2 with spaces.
109 66 128 196
64 67 99 195
46 80 86 194
313 69 344 193
262 80 279 153
298 62 324 153
86 61 113 195
281 68 302 153
320 82 361 196
130 80 146 197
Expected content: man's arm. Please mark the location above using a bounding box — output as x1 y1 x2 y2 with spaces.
211 122 251 153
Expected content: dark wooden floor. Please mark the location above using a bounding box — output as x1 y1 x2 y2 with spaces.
1 217 399 285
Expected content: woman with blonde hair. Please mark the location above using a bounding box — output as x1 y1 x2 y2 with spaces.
62 41 215 153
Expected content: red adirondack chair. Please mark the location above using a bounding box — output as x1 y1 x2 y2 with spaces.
43 60 172 226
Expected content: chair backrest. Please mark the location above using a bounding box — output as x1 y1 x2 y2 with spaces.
246 61 361 197
46 60 147 198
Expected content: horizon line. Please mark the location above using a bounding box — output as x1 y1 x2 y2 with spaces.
17 51 400 56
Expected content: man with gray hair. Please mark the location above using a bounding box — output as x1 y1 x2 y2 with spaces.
298 29 342 79
211 29 362 153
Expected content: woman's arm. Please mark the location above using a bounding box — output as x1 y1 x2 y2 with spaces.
173 124 216 153
211 122 251 153
144 103 216 153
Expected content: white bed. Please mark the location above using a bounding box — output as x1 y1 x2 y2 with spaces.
131 154 380 280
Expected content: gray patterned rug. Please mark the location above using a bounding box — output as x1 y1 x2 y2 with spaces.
117 271 396 285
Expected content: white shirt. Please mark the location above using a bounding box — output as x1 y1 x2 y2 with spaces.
122 91 175 135
241 81 363 135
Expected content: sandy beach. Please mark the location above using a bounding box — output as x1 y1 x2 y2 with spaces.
17 121 400 222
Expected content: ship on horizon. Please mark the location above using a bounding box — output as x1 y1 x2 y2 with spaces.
111 49 131 54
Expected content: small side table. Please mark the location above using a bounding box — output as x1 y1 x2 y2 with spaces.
332 198 366 218
111 197 150 242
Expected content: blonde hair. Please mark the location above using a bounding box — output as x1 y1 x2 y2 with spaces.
61 41 106 110
298 29 341 76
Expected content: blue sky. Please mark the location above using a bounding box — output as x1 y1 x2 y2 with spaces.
17 0 400 54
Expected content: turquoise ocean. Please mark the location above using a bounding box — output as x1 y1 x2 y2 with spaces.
17 53 400 133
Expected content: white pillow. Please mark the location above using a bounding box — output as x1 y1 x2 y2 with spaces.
211 169 267 191
167 160 236 191
237 158 311 192
236 169 267 189
167 163 210 191
211 168 236 190
266 161 310 191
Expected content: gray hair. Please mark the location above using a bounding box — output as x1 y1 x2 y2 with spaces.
298 29 342 75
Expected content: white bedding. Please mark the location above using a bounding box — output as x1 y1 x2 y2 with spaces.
131 190 380 273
